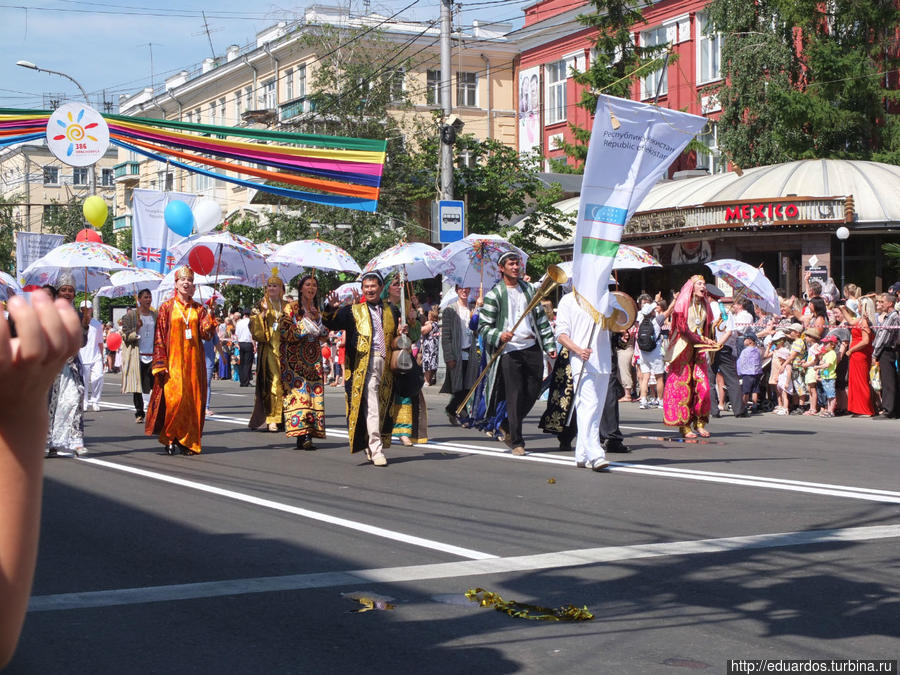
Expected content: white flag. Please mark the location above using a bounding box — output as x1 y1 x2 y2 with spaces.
132 189 197 273
573 95 706 319
15 231 64 279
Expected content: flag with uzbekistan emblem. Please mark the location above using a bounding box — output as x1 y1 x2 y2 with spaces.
131 189 197 273
573 95 706 319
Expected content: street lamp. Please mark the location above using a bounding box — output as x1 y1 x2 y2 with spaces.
835 226 850 291
16 60 95 195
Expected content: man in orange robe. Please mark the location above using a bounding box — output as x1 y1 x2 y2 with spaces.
145 266 216 455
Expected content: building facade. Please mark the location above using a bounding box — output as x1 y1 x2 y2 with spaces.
113 5 519 230
0 141 117 234
512 0 724 176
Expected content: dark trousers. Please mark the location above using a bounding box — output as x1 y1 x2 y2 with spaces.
878 350 899 417
132 361 153 417
499 345 544 448
710 346 744 415
238 342 254 386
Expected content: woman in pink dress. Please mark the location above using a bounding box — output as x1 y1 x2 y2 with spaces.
662 275 719 438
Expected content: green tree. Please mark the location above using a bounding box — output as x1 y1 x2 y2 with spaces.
553 0 666 171
0 195 16 274
706 0 900 168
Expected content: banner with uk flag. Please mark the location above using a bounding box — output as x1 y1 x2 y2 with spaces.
572 95 706 320
131 189 197 273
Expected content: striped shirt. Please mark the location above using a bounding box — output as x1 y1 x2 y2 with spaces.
369 302 386 358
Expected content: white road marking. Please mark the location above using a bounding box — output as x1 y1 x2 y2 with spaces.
28 523 900 612
96 401 900 503
78 456 496 561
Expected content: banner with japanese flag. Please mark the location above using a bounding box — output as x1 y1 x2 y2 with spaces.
572 95 706 320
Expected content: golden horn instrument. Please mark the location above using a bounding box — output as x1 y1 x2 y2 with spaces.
602 291 638 332
455 264 569 417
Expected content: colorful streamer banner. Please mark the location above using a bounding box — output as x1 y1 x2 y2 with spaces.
572 95 706 320
0 108 387 213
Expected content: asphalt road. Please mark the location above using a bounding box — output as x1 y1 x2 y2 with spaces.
7 374 900 673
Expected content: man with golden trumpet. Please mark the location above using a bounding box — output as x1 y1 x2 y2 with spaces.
477 252 556 456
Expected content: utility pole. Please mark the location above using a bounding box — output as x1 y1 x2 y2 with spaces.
439 0 453 201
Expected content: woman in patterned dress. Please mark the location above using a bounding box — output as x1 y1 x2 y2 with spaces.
280 275 328 450
419 307 440 385
662 275 718 438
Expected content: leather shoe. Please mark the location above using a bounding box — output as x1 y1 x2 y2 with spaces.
511 446 526 456
166 443 177 456
605 443 631 453
735 411 750 418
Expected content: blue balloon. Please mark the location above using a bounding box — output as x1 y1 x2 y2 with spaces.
165 200 194 237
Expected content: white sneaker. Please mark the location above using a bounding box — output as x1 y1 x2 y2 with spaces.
650 398 661 408
91 403 100 412
372 454 388 467
639 399 649 409
590 457 611 472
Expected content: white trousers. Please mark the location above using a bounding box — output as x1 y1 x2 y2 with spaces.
362 353 386 459
574 367 609 464
82 359 104 407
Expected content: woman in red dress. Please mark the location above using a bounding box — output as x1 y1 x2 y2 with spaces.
842 300 874 416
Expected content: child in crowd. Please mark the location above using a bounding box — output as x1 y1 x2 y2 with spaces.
801 328 822 415
769 331 793 414
786 323 808 413
816 335 839 417
737 331 763 413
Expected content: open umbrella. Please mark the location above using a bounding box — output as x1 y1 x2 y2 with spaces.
168 231 269 287
333 281 362 304
20 241 132 292
362 241 444 282
268 238 361 275
439 234 528 292
705 259 779 315
0 271 23 300
155 269 240 296
152 285 225 308
613 244 662 270
94 268 165 299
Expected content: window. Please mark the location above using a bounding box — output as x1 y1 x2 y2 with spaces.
244 86 253 111
285 68 294 101
219 98 226 125
297 65 307 98
158 171 173 191
43 166 59 185
456 72 477 107
388 68 405 102
210 102 217 126
546 59 568 124
194 172 211 192
42 204 60 227
101 168 114 186
456 149 476 168
234 91 242 121
697 12 723 84
695 121 726 174
261 79 276 109
426 70 442 105
73 167 88 185
640 26 669 99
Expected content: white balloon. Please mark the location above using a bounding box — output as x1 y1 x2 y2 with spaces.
193 198 222 234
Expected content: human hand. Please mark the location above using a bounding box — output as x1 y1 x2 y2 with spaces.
324 291 338 307
398 324 409 335
578 347 592 361
0 292 82 414
548 349 557 359
499 331 513 344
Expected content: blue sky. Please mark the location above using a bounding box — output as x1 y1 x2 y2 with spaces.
0 0 530 111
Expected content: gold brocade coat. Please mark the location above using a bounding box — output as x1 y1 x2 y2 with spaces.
249 300 285 429
323 300 398 453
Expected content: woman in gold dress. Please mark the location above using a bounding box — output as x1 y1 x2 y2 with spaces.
250 270 286 432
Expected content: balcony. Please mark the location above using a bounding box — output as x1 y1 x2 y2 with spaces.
113 161 140 183
278 96 315 122
113 214 132 231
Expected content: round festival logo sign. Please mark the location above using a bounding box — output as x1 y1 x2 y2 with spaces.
46 102 110 167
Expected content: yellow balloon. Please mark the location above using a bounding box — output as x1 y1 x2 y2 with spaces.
83 196 108 228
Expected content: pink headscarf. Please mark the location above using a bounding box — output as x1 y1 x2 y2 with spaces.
670 275 713 344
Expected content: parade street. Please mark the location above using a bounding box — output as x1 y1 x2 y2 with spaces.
9 376 899 673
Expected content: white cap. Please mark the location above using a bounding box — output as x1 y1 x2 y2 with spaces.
79 300 92 309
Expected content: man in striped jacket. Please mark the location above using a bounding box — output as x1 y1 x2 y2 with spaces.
478 251 556 456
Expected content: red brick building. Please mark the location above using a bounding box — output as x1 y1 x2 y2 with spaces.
512 0 725 176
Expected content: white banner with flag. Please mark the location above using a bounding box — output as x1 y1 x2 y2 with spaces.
15 231 64 279
573 95 706 319
132 189 197 273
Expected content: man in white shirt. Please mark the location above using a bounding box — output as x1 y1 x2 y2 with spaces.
553 291 612 471
234 310 254 387
78 301 104 412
